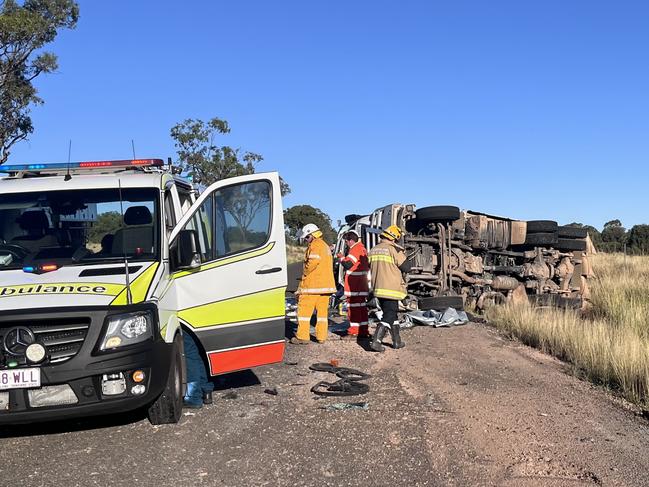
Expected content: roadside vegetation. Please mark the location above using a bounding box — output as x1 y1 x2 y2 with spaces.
286 244 304 264
486 253 649 409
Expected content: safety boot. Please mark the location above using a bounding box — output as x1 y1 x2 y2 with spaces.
370 323 388 352
390 322 405 349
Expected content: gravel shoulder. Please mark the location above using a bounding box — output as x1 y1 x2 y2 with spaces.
0 322 648 486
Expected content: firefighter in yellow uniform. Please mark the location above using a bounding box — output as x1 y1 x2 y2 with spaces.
368 225 412 352
292 223 336 344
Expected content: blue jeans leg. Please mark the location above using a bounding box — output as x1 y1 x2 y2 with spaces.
183 332 213 404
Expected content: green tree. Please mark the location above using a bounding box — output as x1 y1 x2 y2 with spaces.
88 211 121 245
284 204 336 244
170 117 290 195
627 225 649 255
600 219 627 253
0 0 79 164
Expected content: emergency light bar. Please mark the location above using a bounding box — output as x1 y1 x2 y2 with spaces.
0 159 164 173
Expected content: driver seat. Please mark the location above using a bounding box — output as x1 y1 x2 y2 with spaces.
11 210 58 254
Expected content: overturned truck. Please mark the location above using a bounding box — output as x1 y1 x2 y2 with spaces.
336 204 594 311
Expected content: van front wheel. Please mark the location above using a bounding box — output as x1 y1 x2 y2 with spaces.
147 333 183 425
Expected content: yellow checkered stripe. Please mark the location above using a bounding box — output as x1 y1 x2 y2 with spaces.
369 254 395 264
374 288 406 300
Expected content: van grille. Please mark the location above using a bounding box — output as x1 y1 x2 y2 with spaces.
0 318 90 364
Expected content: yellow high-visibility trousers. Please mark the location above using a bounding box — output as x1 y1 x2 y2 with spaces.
296 294 330 342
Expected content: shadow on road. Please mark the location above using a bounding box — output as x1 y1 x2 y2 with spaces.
0 370 264 438
0 408 149 438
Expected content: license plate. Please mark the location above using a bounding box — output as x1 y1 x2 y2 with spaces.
0 368 41 390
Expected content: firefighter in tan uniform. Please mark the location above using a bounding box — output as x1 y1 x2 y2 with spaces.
292 223 336 344
368 225 412 352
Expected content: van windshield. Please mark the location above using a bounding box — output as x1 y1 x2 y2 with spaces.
0 188 160 271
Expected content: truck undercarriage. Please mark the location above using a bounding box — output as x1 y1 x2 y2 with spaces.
339 204 593 311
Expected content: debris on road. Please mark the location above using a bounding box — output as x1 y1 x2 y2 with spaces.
222 391 239 400
264 388 279 396
311 379 370 397
403 307 470 328
308 362 372 396
320 402 369 412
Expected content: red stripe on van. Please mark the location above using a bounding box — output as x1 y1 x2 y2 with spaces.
208 342 285 375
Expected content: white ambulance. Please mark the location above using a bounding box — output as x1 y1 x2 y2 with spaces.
0 159 287 424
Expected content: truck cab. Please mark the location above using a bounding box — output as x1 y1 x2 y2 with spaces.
0 159 287 424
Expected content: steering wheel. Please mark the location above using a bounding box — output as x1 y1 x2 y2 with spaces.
0 243 30 260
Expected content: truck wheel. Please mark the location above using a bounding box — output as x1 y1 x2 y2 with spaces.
557 226 588 239
418 295 464 311
415 206 460 223
148 333 183 425
556 238 587 251
405 218 424 234
526 220 558 233
524 232 559 246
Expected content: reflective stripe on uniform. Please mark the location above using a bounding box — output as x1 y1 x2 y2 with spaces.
347 254 358 263
369 254 395 264
317 318 328 323
348 303 367 308
300 287 337 293
374 288 406 299
344 291 369 297
346 271 368 276
308 254 321 259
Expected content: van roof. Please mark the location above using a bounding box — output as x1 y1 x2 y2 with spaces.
0 171 174 195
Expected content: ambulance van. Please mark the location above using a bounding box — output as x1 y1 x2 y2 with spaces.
0 159 287 424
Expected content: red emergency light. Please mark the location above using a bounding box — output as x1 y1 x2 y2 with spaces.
0 159 164 173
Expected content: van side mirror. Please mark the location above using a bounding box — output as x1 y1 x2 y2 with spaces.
176 229 201 269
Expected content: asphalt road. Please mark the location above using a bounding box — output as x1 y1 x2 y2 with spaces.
1 322 648 487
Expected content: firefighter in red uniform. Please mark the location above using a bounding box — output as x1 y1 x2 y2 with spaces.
337 230 370 338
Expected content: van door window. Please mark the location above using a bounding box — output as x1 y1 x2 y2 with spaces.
163 190 176 234
213 180 271 258
180 196 214 263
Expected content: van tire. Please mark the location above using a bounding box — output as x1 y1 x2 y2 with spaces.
148 333 183 425
418 295 464 311
415 206 460 223
526 220 558 233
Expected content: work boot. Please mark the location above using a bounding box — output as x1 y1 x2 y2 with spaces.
289 337 310 345
370 323 388 352
390 322 405 349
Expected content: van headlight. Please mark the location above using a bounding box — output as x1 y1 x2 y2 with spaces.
100 311 153 351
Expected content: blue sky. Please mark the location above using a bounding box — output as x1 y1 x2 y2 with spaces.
8 1 649 230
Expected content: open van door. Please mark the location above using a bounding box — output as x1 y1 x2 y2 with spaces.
168 172 287 375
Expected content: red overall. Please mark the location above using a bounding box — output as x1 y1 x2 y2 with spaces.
341 241 370 337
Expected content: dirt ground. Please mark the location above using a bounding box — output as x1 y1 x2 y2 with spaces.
1 321 648 487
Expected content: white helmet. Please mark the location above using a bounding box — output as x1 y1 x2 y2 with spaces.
297 223 320 241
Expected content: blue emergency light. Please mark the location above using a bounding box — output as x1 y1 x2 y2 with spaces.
0 159 164 173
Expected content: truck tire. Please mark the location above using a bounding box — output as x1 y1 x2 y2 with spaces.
556 238 587 251
148 333 183 425
418 295 464 311
526 220 558 233
405 218 424 234
344 214 364 225
524 232 559 246
415 206 460 223
557 226 588 239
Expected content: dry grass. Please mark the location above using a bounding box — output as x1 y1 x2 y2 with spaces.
485 253 649 408
286 244 305 264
